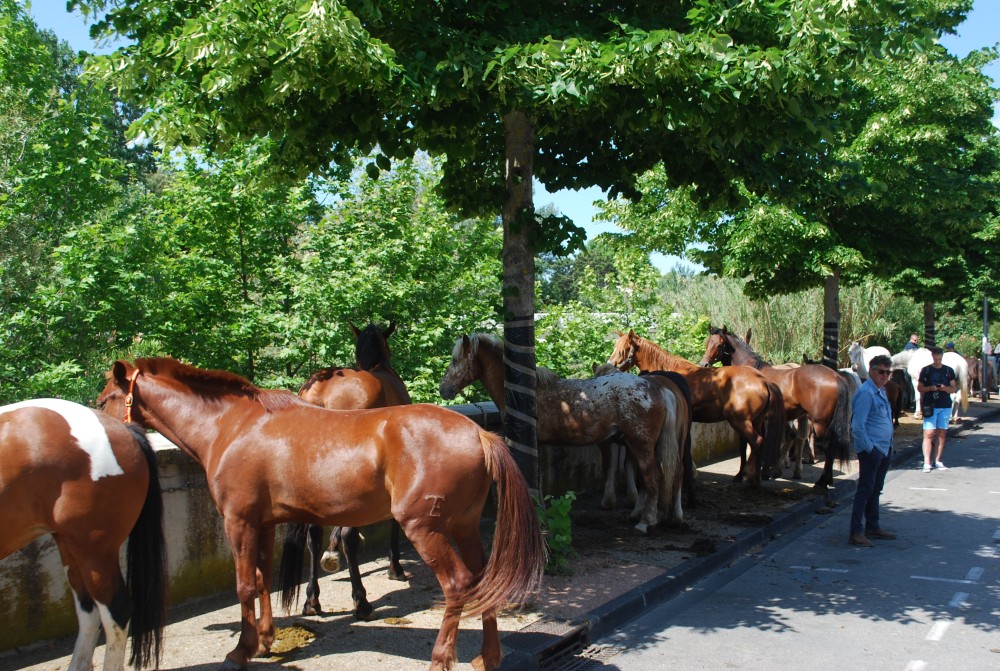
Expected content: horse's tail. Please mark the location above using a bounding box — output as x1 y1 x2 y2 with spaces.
958 362 970 412
760 382 786 477
124 424 168 670
644 371 695 510
278 523 310 612
825 376 854 466
461 431 546 618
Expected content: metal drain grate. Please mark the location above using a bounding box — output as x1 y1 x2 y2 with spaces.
546 644 628 671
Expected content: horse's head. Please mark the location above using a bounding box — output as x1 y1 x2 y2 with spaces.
96 360 142 425
439 334 483 400
699 325 734 367
592 362 622 378
608 329 641 371
353 322 395 371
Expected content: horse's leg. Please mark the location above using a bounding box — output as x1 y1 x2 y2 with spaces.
809 423 838 506
321 527 343 573
342 527 374 620
255 525 276 656
222 518 263 669
732 419 763 487
625 437 661 534
303 524 324 615
387 520 408 581
598 441 617 510
403 525 477 671
733 439 749 483
61 542 130 671
624 454 639 506
452 527 501 671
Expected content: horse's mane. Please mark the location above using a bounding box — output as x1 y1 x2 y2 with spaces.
713 327 769 366
459 333 559 386
136 357 305 412
626 333 693 369
356 324 392 371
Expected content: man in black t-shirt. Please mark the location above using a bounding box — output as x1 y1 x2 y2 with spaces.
916 347 957 472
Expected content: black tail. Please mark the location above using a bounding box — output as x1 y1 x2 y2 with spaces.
124 424 168 670
760 382 786 478
278 523 309 612
826 376 854 466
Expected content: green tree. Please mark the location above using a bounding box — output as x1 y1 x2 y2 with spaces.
82 0 921 489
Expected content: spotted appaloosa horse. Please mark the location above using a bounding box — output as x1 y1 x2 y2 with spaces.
98 357 543 671
439 333 681 530
608 330 786 487
700 326 853 503
293 322 413 620
0 399 166 671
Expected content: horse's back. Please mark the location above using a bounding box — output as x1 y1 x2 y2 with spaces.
0 401 149 555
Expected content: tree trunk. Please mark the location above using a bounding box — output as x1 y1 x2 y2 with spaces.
821 270 840 369
501 109 540 496
923 301 935 348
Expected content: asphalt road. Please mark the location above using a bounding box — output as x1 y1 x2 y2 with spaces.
583 421 1000 671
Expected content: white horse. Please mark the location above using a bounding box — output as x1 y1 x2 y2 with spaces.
891 348 969 420
848 341 891 380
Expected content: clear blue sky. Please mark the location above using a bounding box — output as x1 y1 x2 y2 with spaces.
28 0 1000 272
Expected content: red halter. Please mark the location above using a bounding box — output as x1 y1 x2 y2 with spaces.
124 368 140 424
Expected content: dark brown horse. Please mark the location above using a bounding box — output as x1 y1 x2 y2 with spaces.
98 358 543 671
0 399 167 671
699 326 853 502
607 330 786 487
439 333 681 531
295 322 412 619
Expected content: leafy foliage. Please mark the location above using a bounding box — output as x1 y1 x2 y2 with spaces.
535 491 576 576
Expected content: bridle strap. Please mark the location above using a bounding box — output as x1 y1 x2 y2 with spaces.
124 368 140 424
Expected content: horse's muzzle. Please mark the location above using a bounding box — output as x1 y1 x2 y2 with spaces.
439 383 457 400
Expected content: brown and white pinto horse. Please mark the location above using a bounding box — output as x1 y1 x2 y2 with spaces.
608 330 786 487
293 322 412 619
98 357 543 671
439 333 680 530
699 326 853 503
0 399 166 671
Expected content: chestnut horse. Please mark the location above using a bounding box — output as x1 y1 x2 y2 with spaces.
293 322 412 619
699 326 853 503
98 357 544 671
0 399 166 671
439 333 681 530
607 330 786 487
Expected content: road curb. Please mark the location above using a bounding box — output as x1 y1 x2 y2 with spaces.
500 405 1000 671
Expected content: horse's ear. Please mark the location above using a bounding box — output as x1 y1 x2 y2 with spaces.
462 334 472 353
111 360 132 385
745 328 752 344
349 324 361 339
591 363 599 375
628 329 636 338
383 321 396 340
721 324 728 335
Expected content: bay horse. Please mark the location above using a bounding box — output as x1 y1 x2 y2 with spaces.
98 357 544 671
699 326 853 503
294 322 412 620
608 330 786 487
439 333 680 531
0 399 167 671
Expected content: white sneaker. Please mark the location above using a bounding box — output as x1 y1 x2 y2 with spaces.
935 462 948 471
922 463 932 473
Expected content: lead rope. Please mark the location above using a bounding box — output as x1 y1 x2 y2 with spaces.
124 368 140 424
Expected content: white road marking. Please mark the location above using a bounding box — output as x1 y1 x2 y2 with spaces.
789 566 849 573
908 487 947 491
910 575 977 584
926 621 950 641
948 592 968 608
905 661 927 671
965 566 984 581
0 399 124 480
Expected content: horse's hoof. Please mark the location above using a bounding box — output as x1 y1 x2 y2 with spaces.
320 552 341 573
222 654 247 671
302 602 323 616
388 567 409 582
632 522 649 535
472 653 502 671
354 602 375 621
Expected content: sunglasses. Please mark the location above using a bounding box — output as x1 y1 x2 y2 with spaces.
874 369 892 376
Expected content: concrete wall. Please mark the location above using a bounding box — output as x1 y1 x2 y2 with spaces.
0 402 739 653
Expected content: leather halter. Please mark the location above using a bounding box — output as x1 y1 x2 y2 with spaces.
124 368 140 424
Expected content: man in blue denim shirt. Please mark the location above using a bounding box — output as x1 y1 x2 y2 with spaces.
849 354 897 547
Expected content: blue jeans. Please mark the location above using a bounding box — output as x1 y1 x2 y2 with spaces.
851 448 891 535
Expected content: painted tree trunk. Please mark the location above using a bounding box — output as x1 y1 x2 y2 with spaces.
923 301 936 348
501 109 540 496
822 270 840 369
